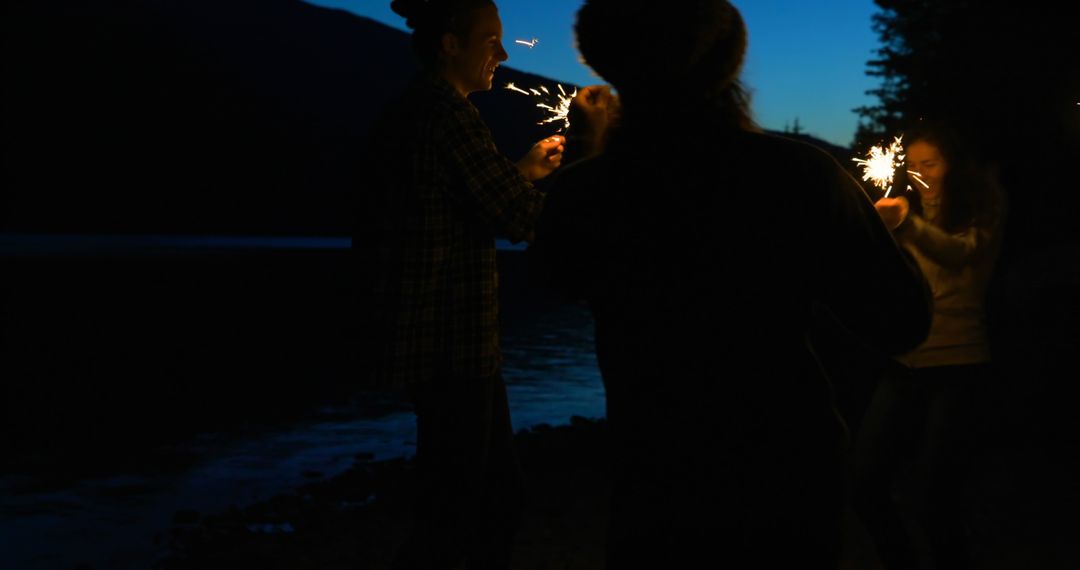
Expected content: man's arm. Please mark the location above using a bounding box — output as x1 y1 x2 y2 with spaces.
439 106 548 243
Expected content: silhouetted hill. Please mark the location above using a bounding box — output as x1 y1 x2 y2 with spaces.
2 0 568 235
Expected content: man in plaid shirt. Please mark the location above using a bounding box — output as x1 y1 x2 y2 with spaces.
357 1 608 568
363 74 558 389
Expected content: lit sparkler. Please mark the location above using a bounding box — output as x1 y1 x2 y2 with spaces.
853 136 906 197
504 81 578 132
515 38 540 48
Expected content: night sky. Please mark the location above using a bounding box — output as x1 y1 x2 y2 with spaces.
305 0 882 147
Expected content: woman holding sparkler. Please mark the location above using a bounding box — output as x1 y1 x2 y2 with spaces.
530 0 931 567
855 122 1006 569
357 1 610 568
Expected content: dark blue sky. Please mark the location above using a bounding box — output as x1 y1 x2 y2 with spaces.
308 1 882 147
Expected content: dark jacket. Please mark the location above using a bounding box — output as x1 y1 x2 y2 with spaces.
531 124 930 430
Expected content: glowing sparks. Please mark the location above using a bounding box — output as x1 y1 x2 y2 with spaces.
505 82 531 96
907 170 930 189
504 82 579 132
515 38 540 48
853 136 906 197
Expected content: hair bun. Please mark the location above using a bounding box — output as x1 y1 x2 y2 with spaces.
390 0 430 30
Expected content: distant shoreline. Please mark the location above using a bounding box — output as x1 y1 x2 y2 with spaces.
0 233 528 255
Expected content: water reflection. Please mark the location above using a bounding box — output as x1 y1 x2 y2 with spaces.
503 302 604 431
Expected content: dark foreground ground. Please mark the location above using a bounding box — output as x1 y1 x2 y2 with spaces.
155 409 1078 570
158 417 610 570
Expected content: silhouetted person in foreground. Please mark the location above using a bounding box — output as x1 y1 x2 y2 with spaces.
358 0 570 567
530 1 932 567
855 121 1006 569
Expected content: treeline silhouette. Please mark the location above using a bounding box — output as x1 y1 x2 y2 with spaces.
855 0 1080 248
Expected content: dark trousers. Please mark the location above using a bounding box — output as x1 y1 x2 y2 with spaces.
852 363 986 570
393 373 524 570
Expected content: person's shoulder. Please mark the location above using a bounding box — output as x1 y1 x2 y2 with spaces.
428 83 472 113
739 131 844 170
406 77 479 123
732 131 871 213
372 82 484 153
382 77 472 122
748 132 863 196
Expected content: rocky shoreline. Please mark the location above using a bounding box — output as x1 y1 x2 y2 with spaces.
154 405 1079 570
158 417 610 570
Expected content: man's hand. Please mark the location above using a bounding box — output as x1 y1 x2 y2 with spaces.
516 135 565 182
874 196 910 230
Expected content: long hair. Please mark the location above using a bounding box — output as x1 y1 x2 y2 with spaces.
390 0 494 70
903 121 1004 233
574 0 755 132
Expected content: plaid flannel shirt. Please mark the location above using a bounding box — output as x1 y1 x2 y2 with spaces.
358 76 546 386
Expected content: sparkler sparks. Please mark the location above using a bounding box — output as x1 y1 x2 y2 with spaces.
505 83 530 96
907 170 929 189
504 82 578 132
515 38 539 48
853 136 906 197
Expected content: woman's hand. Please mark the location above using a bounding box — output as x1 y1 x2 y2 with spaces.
874 196 910 230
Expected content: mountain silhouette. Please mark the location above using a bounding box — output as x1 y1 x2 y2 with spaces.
3 0 848 235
